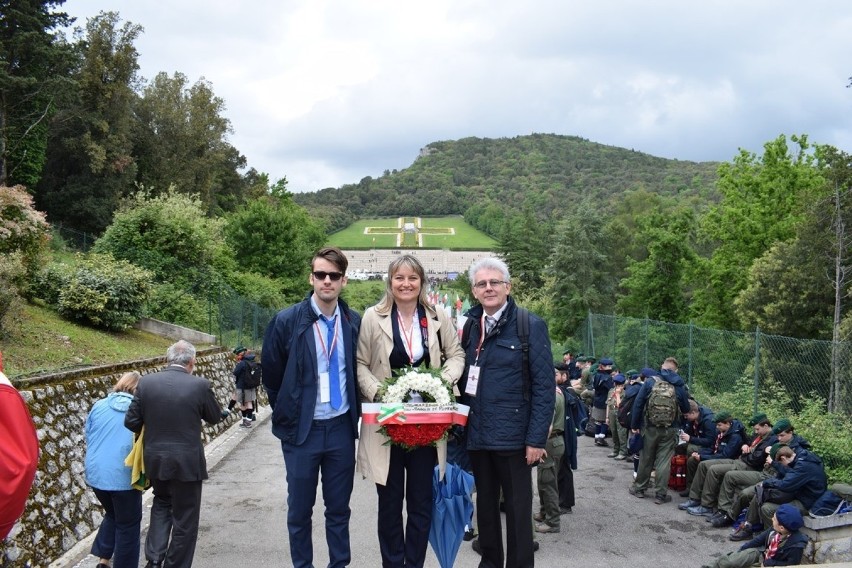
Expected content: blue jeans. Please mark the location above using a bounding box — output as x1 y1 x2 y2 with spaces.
281 413 356 568
91 488 142 568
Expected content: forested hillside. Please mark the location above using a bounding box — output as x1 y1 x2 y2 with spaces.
293 134 720 235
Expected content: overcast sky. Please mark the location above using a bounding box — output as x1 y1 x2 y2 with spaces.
64 0 852 193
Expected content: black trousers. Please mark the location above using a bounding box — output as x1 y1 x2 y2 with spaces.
376 445 437 568
146 478 203 568
557 453 575 509
469 449 534 568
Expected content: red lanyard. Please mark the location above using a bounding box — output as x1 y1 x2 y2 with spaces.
397 312 417 364
314 317 339 367
474 313 489 362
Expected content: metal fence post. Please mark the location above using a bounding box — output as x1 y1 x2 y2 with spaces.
753 326 760 415
688 321 694 388
644 316 649 367
588 311 595 358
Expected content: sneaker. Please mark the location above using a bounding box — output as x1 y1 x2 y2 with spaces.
559 506 573 514
596 439 610 447
533 511 545 522
607 452 619 458
534 522 560 534
729 524 753 542
614 454 628 461
463 528 477 541
628 486 645 498
678 498 700 510
240 419 252 428
687 505 714 517
711 512 733 528
654 494 672 504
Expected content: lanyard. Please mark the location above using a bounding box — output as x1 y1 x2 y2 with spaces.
314 317 339 368
397 312 417 364
474 313 489 363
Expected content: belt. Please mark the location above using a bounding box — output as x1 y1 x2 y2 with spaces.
312 412 349 427
549 431 563 439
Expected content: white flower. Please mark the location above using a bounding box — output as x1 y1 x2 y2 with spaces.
381 369 452 404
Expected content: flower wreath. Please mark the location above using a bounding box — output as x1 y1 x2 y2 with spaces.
378 367 455 450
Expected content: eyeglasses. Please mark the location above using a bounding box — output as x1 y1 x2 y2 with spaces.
473 279 508 290
312 271 344 281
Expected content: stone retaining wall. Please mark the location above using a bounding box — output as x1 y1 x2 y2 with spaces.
803 514 852 564
0 348 258 567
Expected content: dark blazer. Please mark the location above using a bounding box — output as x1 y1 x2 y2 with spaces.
261 294 361 446
125 365 223 482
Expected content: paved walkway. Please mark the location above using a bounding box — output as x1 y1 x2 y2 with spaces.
57 411 849 567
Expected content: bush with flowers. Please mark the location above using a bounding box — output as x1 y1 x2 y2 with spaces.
370 367 460 451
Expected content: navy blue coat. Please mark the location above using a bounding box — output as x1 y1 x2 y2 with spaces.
740 528 808 566
682 404 716 448
261 294 361 446
698 419 746 461
629 370 691 430
763 448 827 509
459 297 554 451
591 370 613 409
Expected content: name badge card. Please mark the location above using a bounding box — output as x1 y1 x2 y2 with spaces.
319 371 331 403
465 365 481 396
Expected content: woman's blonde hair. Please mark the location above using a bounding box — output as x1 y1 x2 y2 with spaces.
113 371 141 394
375 255 431 314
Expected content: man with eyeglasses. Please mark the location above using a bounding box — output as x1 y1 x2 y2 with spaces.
261 246 361 568
460 256 554 568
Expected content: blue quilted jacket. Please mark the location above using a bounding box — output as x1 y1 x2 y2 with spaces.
459 297 554 451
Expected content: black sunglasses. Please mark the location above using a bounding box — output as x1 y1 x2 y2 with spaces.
312 270 344 281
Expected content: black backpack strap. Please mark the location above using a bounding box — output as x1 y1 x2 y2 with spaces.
516 307 531 402
461 316 474 350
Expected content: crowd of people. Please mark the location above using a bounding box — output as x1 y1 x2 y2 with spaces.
3 245 834 568
570 354 831 568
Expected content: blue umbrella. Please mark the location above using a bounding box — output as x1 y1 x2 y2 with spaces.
429 462 475 568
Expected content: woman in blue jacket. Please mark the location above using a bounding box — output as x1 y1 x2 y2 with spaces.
85 371 143 568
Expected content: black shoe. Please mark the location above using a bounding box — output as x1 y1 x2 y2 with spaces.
729 524 753 542
472 538 481 555
678 489 690 498
654 493 672 504
463 528 477 541
533 541 540 552
711 513 733 528
628 486 645 498
145 562 161 568
560 506 573 514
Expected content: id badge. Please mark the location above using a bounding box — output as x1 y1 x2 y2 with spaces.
319 371 331 403
465 365 481 396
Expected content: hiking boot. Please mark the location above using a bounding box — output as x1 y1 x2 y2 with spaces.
533 511 545 522
678 498 700 510
534 522 560 534
687 505 714 517
628 486 645 498
596 439 610 447
654 493 672 504
729 523 753 541
711 512 734 528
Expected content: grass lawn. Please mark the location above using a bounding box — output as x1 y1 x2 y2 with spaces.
0 303 179 378
327 215 496 249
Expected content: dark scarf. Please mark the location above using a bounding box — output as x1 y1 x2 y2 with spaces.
389 303 430 371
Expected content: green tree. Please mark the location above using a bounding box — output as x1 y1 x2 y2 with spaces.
0 0 74 188
224 194 325 296
545 208 615 340
133 71 248 214
693 134 825 329
36 11 141 234
498 208 551 293
617 208 697 323
92 188 233 291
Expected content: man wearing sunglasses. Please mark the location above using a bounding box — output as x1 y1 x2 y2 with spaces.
262 246 361 568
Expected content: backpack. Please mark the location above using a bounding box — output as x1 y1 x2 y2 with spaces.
646 377 678 427
243 361 262 389
461 307 531 401
616 390 638 429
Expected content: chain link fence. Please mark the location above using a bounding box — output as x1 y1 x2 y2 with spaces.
571 313 852 419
